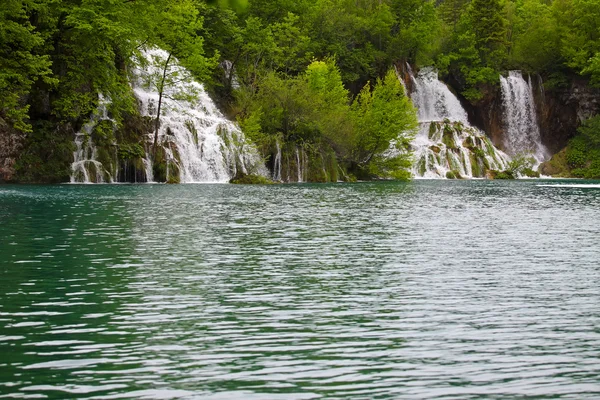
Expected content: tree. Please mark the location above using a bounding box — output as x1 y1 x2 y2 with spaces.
554 0 600 84
389 0 441 66
350 69 417 178
137 0 216 157
303 59 353 154
469 0 508 67
0 0 54 131
509 0 561 73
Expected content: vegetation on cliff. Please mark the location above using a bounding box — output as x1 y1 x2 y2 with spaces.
541 116 600 178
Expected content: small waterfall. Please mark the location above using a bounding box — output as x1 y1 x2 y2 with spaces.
142 157 154 183
132 48 266 183
407 67 510 178
70 97 115 183
500 71 548 163
295 147 302 183
71 134 106 183
273 140 282 181
221 60 240 90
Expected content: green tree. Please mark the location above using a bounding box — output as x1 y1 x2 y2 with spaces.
389 0 441 66
554 0 600 84
351 69 417 178
469 0 507 67
0 0 54 131
137 0 215 156
509 0 561 73
303 59 353 154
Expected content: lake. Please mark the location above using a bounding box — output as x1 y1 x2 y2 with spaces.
1 180 600 399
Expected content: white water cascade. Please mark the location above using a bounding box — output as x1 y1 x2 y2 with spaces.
132 48 267 183
408 67 510 178
71 133 107 183
500 71 549 164
410 66 469 124
71 48 266 183
71 96 115 183
272 140 282 182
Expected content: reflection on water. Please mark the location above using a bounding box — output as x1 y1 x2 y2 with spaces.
1 181 600 399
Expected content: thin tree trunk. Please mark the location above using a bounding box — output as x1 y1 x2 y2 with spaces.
153 52 172 159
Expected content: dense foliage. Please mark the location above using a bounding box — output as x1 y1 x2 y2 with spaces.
564 116 600 178
1 0 600 181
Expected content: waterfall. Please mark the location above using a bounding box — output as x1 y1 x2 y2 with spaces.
132 48 267 183
70 96 115 183
407 67 510 178
500 71 548 163
295 147 303 183
410 67 469 123
273 140 282 182
71 134 106 183
220 60 240 90
70 48 266 183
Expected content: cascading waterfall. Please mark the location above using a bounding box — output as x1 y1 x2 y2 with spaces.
70 48 266 183
408 67 510 178
500 71 548 164
413 121 510 178
71 133 107 183
71 96 115 183
132 48 267 183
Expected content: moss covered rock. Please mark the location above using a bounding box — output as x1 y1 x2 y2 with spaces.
230 173 274 184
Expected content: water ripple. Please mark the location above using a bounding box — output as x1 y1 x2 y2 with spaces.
1 181 600 399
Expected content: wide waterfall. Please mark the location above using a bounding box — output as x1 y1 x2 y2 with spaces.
408 67 510 178
70 48 266 183
132 48 266 183
500 71 548 163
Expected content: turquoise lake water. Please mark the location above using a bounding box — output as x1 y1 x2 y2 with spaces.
1 180 600 399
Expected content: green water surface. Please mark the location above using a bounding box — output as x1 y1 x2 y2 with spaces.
1 180 600 399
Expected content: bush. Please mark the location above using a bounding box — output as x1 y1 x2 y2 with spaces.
230 174 274 184
556 116 600 178
493 170 515 179
522 168 540 178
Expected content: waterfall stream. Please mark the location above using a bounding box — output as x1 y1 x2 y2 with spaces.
500 71 548 164
273 140 282 182
408 68 510 178
70 48 266 183
132 48 266 183
70 96 115 183
410 67 469 123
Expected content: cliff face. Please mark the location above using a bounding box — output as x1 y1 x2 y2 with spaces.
537 78 600 154
457 75 600 157
0 119 24 183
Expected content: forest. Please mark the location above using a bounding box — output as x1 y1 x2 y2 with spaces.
1 0 600 182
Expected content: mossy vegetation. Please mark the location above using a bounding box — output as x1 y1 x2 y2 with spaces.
442 125 457 149
491 170 515 179
230 174 274 184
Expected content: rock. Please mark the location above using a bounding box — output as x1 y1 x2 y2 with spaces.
0 118 24 183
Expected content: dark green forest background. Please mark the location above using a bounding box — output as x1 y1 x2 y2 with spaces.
2 0 600 182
